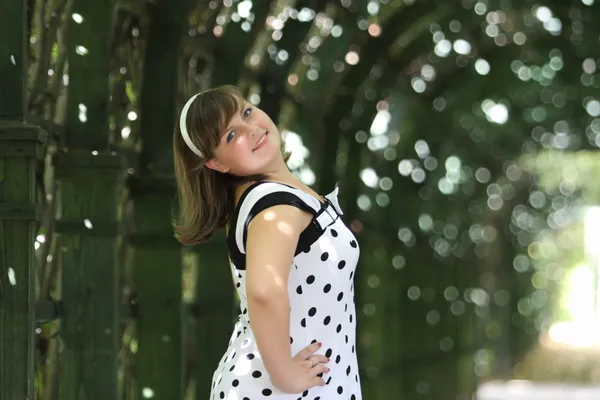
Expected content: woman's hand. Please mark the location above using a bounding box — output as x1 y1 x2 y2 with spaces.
272 342 330 394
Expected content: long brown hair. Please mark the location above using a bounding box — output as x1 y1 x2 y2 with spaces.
173 85 289 245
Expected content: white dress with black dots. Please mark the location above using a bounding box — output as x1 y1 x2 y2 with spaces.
210 181 362 400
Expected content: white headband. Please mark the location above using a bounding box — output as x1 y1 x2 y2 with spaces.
179 93 204 158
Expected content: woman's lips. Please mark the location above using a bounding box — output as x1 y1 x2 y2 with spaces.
253 132 268 151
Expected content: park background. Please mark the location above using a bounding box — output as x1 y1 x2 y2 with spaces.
1 0 600 399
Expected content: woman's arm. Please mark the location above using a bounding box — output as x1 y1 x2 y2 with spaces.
245 204 311 392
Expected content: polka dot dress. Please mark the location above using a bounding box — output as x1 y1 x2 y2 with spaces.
210 182 362 400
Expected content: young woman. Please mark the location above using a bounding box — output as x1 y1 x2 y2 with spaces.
173 86 361 399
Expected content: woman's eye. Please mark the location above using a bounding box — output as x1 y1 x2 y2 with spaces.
227 131 236 143
243 108 252 118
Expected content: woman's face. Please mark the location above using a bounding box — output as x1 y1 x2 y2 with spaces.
207 102 282 176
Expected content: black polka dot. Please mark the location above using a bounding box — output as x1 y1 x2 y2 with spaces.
335 355 341 363
296 285 303 294
338 260 346 270
346 365 351 375
337 386 343 394
349 314 353 323
306 275 315 284
323 284 331 293
310 339 317 344
321 252 329 261
302 389 309 397
302 245 311 253
247 353 255 360
220 392 225 399
345 335 348 343
326 376 332 385
232 379 239 387
345 304 348 312
290 336 294 344
352 345 355 353
336 324 342 333
262 388 272 396
301 318 306 328
355 374 358 382
351 395 356 400
229 365 235 372
349 271 354 280
236 282 241 288
323 316 331 325
330 229 338 237
325 348 332 358
244 398 250 400
337 292 344 301
237 331 242 337
252 370 262 378
243 308 247 314
350 240 357 248
308 307 317 317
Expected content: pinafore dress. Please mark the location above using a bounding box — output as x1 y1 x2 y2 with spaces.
210 181 362 400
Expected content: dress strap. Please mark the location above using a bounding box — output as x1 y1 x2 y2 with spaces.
234 182 322 254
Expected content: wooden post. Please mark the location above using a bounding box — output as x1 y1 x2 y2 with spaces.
129 179 185 400
0 125 46 400
131 0 190 397
0 0 46 398
193 239 233 399
55 0 124 398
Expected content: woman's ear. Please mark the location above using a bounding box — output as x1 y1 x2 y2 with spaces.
205 159 230 173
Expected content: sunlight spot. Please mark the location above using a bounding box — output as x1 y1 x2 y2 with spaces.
263 210 277 221
75 45 89 56
585 100 600 117
10 55 16 65
408 286 421 300
127 111 137 121
357 195 372 211
78 103 87 123
392 255 405 270
142 387 154 398
481 100 509 124
534 6 553 22
583 58 597 74
345 51 359 65
474 2 487 15
284 130 309 170
475 59 490 75
298 167 315 185
237 0 252 18
8 268 17 286
411 78 426 93
367 24 381 37
370 110 390 135
513 32 527 45
398 160 413 176
121 126 131 140
453 39 471 55
360 168 379 188
72 13 84 23
434 40 452 57
84 219 93 229
36 234 46 243
287 74 298 86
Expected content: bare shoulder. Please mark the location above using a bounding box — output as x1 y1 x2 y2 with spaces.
247 204 312 240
